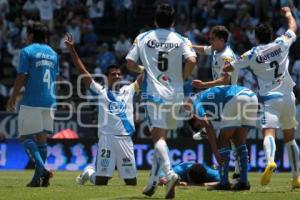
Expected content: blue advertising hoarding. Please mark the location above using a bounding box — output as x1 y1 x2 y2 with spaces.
0 139 294 172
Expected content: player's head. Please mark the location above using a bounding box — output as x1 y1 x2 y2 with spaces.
209 26 229 51
255 23 273 44
155 3 175 28
187 163 207 184
105 64 122 88
27 22 49 43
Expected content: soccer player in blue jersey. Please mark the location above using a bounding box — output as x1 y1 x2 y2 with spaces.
7 22 59 187
186 85 258 190
159 162 220 186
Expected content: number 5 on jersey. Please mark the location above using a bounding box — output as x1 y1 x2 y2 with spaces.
158 51 168 71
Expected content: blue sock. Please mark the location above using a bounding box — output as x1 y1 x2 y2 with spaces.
31 143 48 181
218 147 230 186
23 139 45 179
38 143 48 163
237 144 248 184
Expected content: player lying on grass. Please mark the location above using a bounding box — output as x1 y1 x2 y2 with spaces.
158 162 220 186
186 85 258 190
65 33 142 186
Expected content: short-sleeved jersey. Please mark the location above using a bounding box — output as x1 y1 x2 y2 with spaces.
162 162 220 183
126 29 196 103
204 45 238 84
90 81 138 136
193 85 255 119
18 43 59 108
231 30 296 96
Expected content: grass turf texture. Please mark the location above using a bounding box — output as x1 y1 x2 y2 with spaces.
0 171 300 200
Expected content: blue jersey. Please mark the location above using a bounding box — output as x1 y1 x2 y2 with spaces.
193 85 254 120
18 43 59 108
172 162 220 183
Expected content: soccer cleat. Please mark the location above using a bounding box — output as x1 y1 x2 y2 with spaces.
207 182 231 191
231 181 250 191
142 184 157 197
41 169 53 187
165 173 179 199
192 129 207 140
231 173 240 185
292 178 300 189
260 162 277 186
26 179 41 187
76 166 94 185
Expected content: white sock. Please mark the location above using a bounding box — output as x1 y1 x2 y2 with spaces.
155 139 173 180
231 141 240 174
147 150 162 186
286 140 300 179
263 135 276 164
88 168 96 184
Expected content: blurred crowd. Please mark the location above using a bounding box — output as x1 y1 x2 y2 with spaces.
0 0 300 112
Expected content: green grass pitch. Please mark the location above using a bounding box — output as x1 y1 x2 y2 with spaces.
0 171 300 200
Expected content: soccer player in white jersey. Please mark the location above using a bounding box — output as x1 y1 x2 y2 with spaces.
224 7 300 188
126 3 197 199
64 33 140 186
192 25 241 181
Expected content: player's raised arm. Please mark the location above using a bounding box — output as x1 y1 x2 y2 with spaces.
126 59 144 74
64 33 93 88
282 6 297 33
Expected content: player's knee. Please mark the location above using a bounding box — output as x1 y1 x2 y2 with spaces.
94 176 109 185
124 178 137 186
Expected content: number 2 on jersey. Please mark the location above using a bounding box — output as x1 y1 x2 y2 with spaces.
270 61 282 78
43 69 51 89
158 51 168 71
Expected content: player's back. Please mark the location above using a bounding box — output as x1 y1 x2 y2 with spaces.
19 43 59 108
243 31 296 96
136 29 193 103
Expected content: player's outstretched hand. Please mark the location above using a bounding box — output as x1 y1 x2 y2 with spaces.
64 33 74 49
6 96 16 112
192 80 207 89
281 6 291 16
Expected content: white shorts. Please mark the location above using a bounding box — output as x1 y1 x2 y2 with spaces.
18 105 54 136
95 134 136 179
261 92 298 130
221 93 258 129
144 102 180 130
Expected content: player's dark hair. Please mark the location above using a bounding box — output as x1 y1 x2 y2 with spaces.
155 3 175 28
211 26 229 42
188 163 207 184
27 22 49 43
255 23 273 44
105 64 121 76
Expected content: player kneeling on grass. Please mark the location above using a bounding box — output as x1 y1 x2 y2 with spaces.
159 162 220 186
186 85 258 190
64 33 140 186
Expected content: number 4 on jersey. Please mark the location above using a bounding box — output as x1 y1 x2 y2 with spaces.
43 69 51 89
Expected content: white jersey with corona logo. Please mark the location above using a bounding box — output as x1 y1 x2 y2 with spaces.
204 45 238 84
89 81 138 136
231 30 296 96
126 29 196 103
